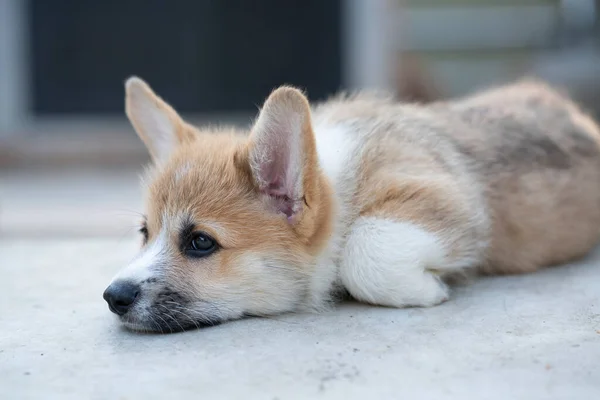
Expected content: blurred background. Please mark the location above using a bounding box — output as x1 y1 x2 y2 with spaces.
1 0 599 238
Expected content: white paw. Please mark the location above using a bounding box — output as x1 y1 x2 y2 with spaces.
400 272 450 308
341 218 453 308
347 268 450 308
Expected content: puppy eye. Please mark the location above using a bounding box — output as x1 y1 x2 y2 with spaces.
186 232 218 258
139 224 149 243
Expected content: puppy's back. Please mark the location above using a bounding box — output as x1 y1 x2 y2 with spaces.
446 81 600 273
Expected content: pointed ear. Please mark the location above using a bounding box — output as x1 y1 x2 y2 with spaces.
125 76 191 164
247 86 318 222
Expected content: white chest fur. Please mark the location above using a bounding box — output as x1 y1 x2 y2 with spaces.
305 123 359 309
314 123 357 188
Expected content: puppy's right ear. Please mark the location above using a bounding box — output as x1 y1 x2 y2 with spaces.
125 77 191 164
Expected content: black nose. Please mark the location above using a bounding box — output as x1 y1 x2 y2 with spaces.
103 281 140 316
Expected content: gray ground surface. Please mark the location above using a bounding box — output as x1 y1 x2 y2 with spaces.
1 238 599 399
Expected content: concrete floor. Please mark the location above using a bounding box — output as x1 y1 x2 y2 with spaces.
1 167 599 399
1 238 599 399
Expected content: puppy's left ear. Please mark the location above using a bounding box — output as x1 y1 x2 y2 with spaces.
125 77 193 164
246 86 320 223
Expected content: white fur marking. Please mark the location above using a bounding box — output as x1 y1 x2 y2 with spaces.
314 124 356 186
303 123 358 310
340 218 450 307
111 226 169 284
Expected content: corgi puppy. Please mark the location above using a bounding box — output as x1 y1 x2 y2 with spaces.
103 77 600 332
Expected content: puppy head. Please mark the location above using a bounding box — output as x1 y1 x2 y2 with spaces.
103 77 334 332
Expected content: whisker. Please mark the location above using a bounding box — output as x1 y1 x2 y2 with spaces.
157 303 197 331
157 307 187 332
117 226 139 244
153 313 174 334
163 300 223 326
163 301 208 324
181 309 202 330
110 208 145 218
166 307 201 331
147 314 164 334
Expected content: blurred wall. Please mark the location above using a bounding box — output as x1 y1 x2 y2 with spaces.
0 0 599 166
394 0 600 109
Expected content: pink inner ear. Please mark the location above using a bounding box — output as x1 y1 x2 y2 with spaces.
255 145 303 220
259 171 298 219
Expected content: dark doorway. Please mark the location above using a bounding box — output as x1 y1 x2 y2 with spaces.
30 0 342 115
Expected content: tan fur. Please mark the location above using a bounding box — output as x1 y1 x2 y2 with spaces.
108 77 600 331
133 84 335 319
314 80 600 275
313 93 490 276
447 81 600 273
